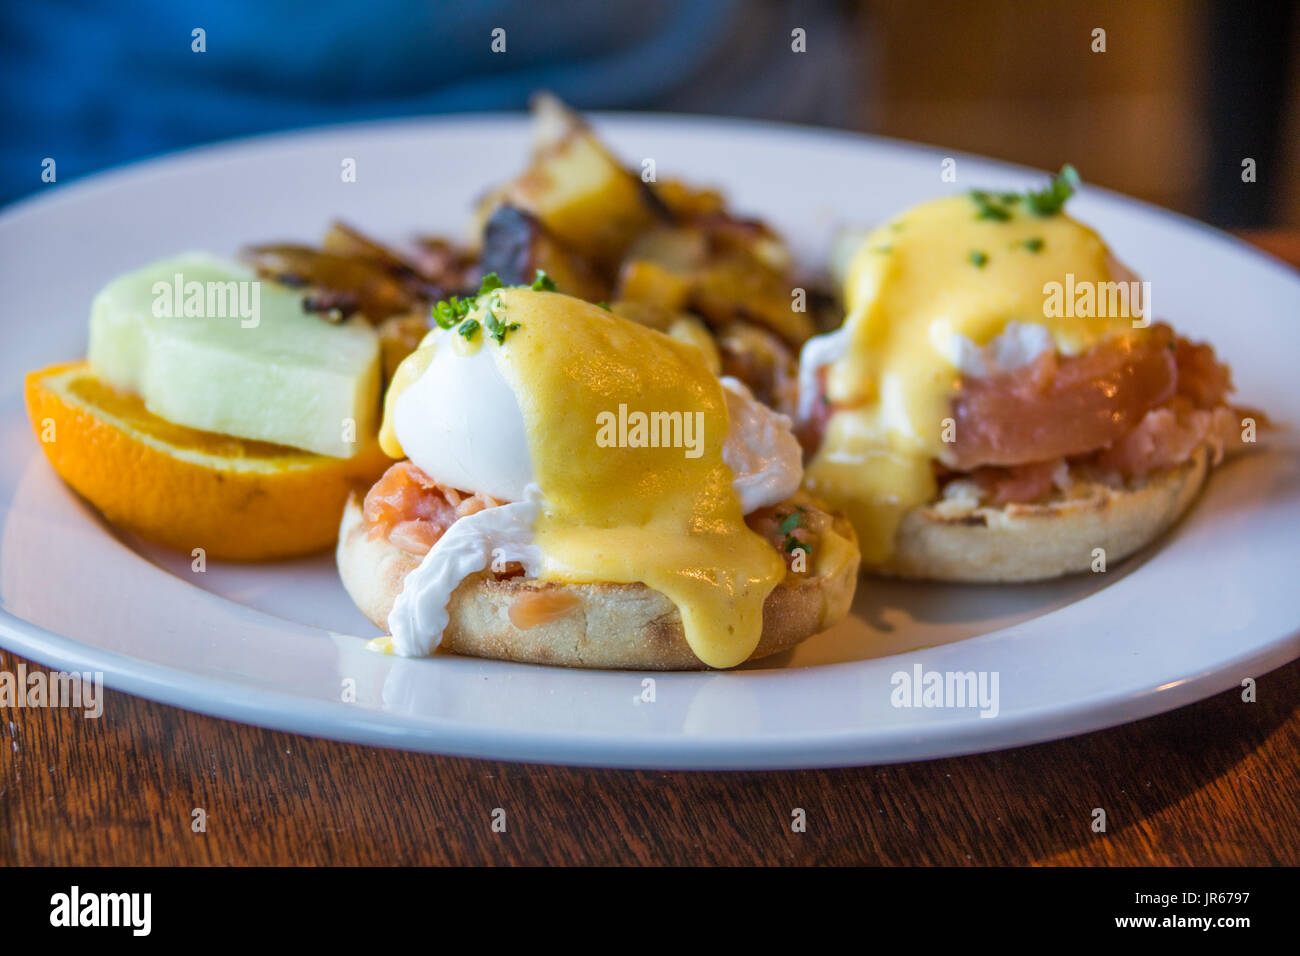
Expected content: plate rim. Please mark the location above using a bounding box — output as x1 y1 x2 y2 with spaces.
2 606 1297 769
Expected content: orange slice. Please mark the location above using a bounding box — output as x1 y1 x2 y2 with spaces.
24 362 391 561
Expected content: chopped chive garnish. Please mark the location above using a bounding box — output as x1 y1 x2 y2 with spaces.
483 306 506 344
432 293 473 327
432 300 457 329
973 196 1012 221
433 277 533 345
969 165 1080 222
1024 164 1080 217
530 270 558 292
779 507 809 556
969 250 988 268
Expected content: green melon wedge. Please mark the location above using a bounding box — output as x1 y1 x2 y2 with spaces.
88 253 380 458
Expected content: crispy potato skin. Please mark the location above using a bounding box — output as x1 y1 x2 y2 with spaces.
478 205 609 302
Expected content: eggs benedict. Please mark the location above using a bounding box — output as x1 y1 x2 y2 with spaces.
337 278 859 669
798 168 1258 581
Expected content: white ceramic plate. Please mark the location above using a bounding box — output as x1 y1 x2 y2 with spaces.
1 114 1297 769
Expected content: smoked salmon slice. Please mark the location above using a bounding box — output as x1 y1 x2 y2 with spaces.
950 326 1179 469
362 460 504 556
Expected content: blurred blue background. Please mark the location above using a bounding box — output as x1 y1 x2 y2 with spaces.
0 0 864 206
3 0 1296 226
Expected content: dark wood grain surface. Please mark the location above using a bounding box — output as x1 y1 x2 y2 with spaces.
1 646 1296 866
1 235 1297 868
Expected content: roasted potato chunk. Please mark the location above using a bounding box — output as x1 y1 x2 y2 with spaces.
651 179 728 220
480 205 609 302
718 323 800 419
244 221 470 325
377 313 433 382
485 94 665 267
243 244 417 322
615 226 814 347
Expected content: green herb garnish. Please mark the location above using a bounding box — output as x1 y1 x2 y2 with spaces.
778 509 809 556
969 250 988 268
595 301 611 311
432 276 530 345
530 270 558 292
483 306 505 344
1024 165 1080 217
432 294 473 329
972 194 1012 221
784 536 809 556
483 304 520 346
432 301 457 329
969 165 1080 222
1021 237 1044 253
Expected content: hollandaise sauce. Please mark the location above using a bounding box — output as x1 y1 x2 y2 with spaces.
807 192 1148 564
495 290 784 668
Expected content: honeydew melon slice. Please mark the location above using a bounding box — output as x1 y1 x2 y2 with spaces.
88 253 380 458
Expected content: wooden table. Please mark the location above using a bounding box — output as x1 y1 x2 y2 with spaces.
2 235 1297 868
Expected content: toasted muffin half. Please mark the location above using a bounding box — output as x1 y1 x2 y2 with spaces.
337 494 860 669
872 446 1211 582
